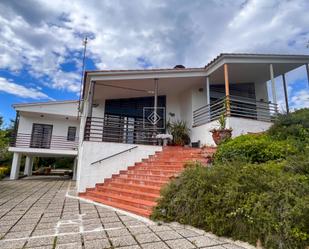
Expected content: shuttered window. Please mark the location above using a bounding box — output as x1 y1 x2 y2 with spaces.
67 127 77 141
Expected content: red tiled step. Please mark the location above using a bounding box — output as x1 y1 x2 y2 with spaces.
85 191 156 210
107 182 161 194
96 186 160 201
79 146 216 218
84 195 152 217
111 177 168 187
119 172 171 180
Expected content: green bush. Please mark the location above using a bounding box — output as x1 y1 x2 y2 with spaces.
152 162 309 249
284 149 309 175
214 134 297 164
268 108 309 144
0 166 10 179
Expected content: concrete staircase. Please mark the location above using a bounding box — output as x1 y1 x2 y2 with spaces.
79 146 216 217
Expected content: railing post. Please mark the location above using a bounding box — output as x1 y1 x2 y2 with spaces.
224 64 231 116
84 117 91 141
282 74 289 114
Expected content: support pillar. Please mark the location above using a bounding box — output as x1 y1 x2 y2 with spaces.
224 64 230 116
306 63 309 87
205 76 210 105
154 78 158 117
270 64 277 104
282 74 289 114
72 157 78 181
10 153 21 180
87 80 95 117
24 156 33 176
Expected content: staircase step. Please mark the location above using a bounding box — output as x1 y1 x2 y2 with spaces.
125 169 178 176
82 195 152 217
107 182 161 194
119 173 171 182
112 177 168 187
80 146 216 217
96 186 160 201
85 190 156 210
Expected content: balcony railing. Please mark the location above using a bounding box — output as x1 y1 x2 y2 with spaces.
84 115 164 145
10 133 78 150
193 95 278 127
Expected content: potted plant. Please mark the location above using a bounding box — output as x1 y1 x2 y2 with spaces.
167 120 190 146
210 114 232 145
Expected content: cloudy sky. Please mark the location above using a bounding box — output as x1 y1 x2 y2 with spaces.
0 0 309 124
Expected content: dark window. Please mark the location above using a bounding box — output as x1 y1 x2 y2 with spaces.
67 127 77 141
30 124 53 149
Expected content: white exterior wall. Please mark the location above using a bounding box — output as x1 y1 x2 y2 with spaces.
15 101 79 117
76 142 162 192
191 117 272 146
18 115 79 137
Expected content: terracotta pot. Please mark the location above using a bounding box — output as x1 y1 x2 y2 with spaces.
211 129 232 145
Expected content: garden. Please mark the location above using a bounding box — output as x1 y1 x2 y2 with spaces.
152 108 309 249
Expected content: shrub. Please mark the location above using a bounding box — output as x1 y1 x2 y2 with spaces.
152 162 309 249
284 148 309 175
268 108 309 144
0 166 9 179
214 134 297 164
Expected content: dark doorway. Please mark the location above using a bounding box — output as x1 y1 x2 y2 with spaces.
103 96 166 144
30 124 53 149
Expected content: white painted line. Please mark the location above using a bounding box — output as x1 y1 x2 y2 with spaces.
65 181 155 225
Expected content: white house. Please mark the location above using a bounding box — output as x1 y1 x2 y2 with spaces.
8 53 309 216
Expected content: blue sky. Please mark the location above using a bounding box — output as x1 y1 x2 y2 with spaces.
0 0 309 126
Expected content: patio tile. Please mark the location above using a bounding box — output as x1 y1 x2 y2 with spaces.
188 236 224 248
110 235 137 247
165 238 196 249
135 233 161 244
84 238 111 249
140 242 169 249
155 230 182 241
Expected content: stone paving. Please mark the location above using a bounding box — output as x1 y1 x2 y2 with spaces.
0 179 255 249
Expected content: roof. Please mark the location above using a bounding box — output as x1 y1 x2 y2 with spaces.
12 100 78 108
204 53 309 69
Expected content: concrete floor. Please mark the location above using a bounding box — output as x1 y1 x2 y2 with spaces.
0 179 254 249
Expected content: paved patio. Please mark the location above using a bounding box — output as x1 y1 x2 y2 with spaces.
0 179 254 249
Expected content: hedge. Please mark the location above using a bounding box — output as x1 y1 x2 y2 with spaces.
152 162 309 249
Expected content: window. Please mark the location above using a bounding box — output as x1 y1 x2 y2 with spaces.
67 127 77 141
30 124 53 149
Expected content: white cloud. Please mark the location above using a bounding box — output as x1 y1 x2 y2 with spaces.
0 77 52 99
0 0 308 102
290 89 309 110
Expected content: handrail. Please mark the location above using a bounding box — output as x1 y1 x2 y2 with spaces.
91 145 138 165
193 95 278 127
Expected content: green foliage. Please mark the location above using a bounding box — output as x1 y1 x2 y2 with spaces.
0 166 9 179
167 120 190 146
268 108 309 144
218 114 226 130
214 134 297 164
152 162 309 249
284 148 309 175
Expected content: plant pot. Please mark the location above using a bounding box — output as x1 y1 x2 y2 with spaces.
211 129 232 145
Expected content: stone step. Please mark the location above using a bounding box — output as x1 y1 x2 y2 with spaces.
107 182 161 194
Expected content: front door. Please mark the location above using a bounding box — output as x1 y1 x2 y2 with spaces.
30 123 53 149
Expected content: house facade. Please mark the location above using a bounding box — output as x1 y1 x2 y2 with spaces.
9 53 309 195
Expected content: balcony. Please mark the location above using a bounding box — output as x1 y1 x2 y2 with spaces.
10 133 78 151
193 95 278 127
84 114 165 145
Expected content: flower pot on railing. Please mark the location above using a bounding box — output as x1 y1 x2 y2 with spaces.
210 114 232 145
210 128 232 145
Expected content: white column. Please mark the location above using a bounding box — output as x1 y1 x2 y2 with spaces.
10 153 22 180
24 156 33 176
306 64 309 88
72 157 78 181
205 76 210 105
270 64 277 104
87 80 95 117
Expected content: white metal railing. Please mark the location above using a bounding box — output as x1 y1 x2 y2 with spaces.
193 95 278 127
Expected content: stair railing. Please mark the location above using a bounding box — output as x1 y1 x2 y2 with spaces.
91 146 138 166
